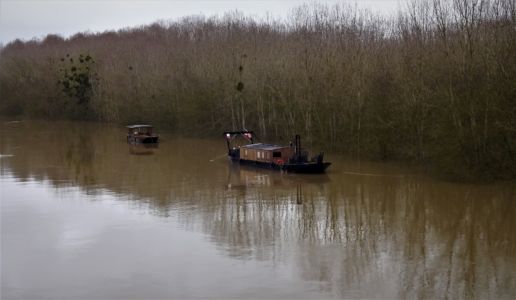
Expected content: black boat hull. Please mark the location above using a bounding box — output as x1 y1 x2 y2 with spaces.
127 136 159 144
231 158 330 174
282 162 331 173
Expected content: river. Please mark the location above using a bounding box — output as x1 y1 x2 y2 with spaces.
1 120 515 299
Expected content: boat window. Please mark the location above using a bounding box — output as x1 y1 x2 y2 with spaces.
273 152 281 158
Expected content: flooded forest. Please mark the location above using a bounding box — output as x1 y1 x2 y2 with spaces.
1 0 515 180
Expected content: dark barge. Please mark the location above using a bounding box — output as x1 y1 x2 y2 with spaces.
126 125 159 144
223 131 331 173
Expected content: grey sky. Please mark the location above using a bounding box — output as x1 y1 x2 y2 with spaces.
0 0 401 44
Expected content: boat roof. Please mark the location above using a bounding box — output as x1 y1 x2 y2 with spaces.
223 130 254 135
242 143 290 151
126 124 153 129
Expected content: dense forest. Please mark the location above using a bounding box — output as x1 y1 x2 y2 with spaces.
0 0 515 180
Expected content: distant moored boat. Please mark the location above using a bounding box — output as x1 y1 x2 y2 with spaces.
126 125 159 144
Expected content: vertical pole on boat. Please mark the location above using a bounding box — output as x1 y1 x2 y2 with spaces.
225 133 231 155
295 135 301 160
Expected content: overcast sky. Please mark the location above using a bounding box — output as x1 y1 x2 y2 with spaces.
0 0 401 44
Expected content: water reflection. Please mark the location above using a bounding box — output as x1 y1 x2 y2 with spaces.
1 120 515 299
128 144 158 155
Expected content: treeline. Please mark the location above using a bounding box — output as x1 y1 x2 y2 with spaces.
0 0 515 180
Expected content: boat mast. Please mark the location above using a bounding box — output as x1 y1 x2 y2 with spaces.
225 133 231 154
295 134 301 159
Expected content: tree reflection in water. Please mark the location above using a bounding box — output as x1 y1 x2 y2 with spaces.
1 120 515 298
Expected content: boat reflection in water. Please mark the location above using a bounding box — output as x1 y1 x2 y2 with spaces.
128 143 158 155
225 161 330 207
225 162 329 204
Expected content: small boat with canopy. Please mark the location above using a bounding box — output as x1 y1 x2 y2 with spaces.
126 125 159 144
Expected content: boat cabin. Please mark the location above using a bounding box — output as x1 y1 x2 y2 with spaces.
240 143 294 165
127 125 154 136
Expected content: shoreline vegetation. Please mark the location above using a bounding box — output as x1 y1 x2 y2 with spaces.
0 0 515 181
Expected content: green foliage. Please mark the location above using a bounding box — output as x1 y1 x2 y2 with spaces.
58 53 97 107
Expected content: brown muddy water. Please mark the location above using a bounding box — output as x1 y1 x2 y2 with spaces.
1 120 515 299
